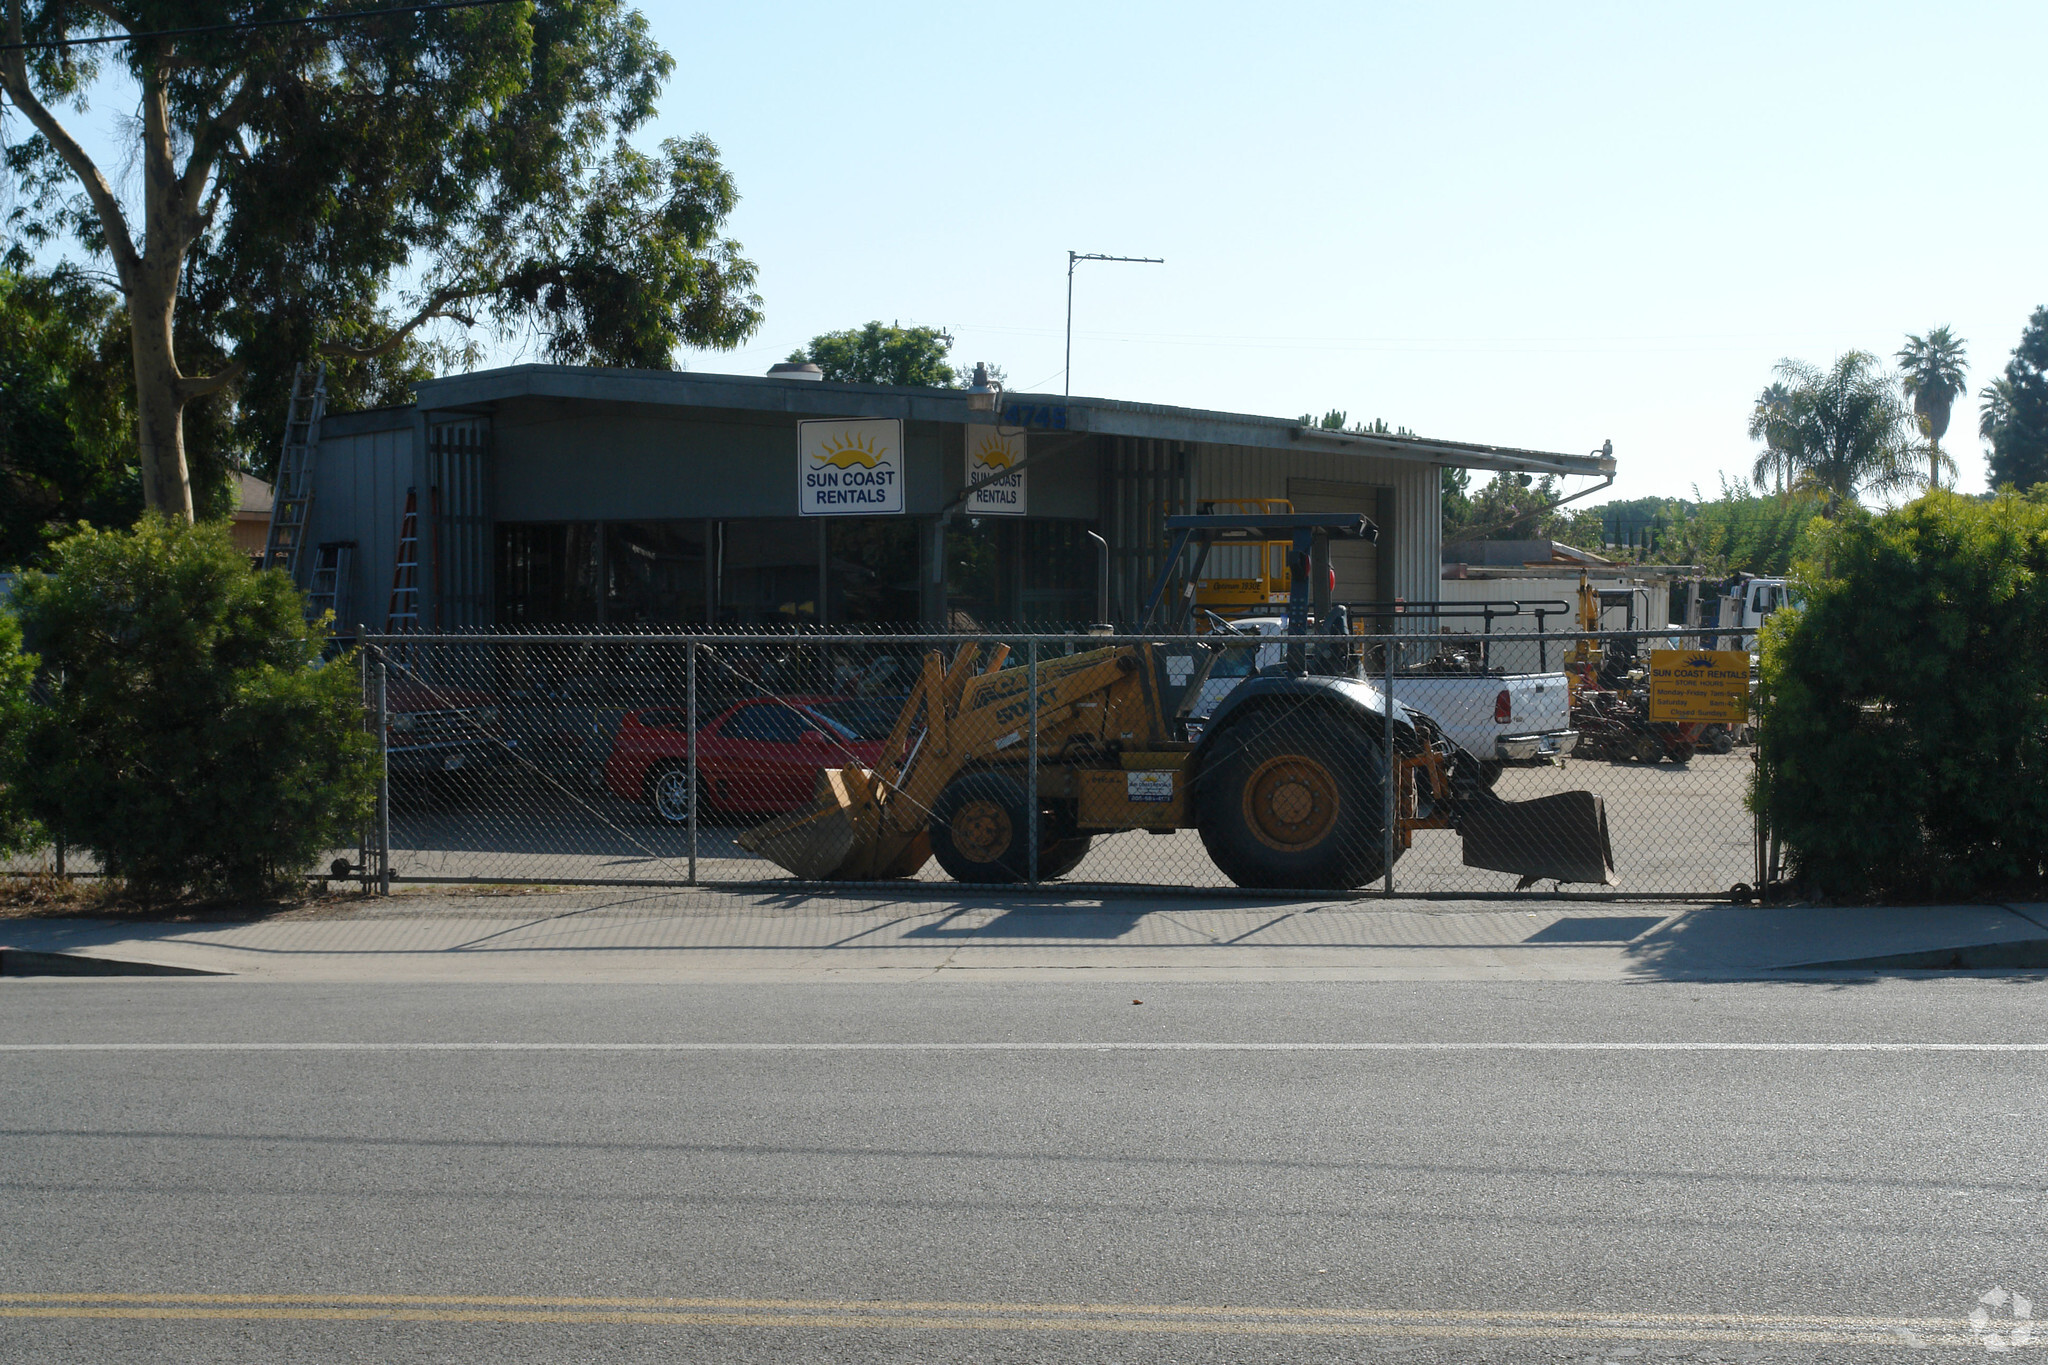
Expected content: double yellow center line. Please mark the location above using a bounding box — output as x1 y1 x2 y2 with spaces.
0 1293 1983 1345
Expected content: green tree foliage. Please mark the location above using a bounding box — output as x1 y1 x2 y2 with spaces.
1748 352 1922 514
1441 465 1472 532
7 518 377 899
1896 326 1968 489
1 1 763 517
1981 306 2048 492
0 602 37 856
0 267 139 568
1684 481 1825 576
1753 490 2048 898
790 322 959 387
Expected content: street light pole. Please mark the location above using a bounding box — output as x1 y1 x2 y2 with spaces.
1066 250 1163 397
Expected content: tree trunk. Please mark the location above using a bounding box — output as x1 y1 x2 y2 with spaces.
128 278 194 522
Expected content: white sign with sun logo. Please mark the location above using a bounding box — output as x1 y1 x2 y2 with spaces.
964 429 1027 516
798 418 905 516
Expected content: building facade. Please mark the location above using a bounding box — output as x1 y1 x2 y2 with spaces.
299 365 1614 634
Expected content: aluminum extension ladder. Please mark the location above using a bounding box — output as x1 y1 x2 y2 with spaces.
258 362 327 586
305 542 355 630
385 489 421 633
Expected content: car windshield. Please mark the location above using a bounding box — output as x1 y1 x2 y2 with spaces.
812 699 898 740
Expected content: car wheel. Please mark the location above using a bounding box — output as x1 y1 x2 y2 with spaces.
644 763 698 826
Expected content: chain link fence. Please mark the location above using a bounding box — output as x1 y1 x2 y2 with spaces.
338 625 1762 901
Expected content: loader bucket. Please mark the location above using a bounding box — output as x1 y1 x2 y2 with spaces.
1458 789 1617 887
737 767 870 880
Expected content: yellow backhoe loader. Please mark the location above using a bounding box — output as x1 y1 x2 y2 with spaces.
739 514 1615 890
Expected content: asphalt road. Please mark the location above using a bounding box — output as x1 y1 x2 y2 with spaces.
378 749 1755 896
2 977 2042 1361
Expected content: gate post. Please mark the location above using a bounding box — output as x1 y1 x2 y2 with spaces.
1027 639 1040 886
1383 632 1396 898
686 639 699 886
374 657 391 896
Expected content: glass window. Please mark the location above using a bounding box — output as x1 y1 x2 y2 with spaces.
720 704 809 743
1209 646 1257 679
636 708 689 731
718 520 820 626
607 522 707 625
945 518 1010 629
814 698 901 740
1019 521 1100 627
496 523 601 624
826 520 920 626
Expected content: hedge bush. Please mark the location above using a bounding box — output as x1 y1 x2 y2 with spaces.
7 517 377 900
1754 490 2048 899
0 606 39 857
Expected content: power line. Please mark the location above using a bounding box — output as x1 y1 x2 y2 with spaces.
0 0 523 53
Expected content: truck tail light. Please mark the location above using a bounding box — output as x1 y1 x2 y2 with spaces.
1495 689 1512 723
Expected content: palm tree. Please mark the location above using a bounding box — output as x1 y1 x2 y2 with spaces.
1897 327 1968 489
1747 381 1798 494
1756 353 1917 517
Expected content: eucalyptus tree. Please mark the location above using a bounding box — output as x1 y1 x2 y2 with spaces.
1 0 763 520
1896 326 1967 489
1753 353 1917 517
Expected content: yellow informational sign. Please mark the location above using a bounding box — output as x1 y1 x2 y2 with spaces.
1648 649 1751 723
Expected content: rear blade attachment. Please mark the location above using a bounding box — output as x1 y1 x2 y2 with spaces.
1458 789 1617 887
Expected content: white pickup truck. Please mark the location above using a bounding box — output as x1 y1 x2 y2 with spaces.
1188 617 1577 783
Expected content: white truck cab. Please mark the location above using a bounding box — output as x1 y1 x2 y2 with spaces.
1189 616 1578 779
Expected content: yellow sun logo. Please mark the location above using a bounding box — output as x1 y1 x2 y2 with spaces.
1687 654 1716 668
816 431 885 469
969 434 1014 471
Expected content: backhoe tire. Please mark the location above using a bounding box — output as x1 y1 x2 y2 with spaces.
1194 708 1389 890
930 772 1035 884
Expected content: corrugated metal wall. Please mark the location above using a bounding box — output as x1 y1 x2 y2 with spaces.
301 423 413 636
426 418 491 629
1194 445 1442 621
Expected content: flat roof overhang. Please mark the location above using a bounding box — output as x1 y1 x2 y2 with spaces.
409 364 1617 480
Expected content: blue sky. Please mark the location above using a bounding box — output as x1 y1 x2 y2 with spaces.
26 1 2045 504
625 0 2045 502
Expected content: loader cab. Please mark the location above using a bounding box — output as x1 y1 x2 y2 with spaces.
1145 512 1378 678
1187 498 1294 619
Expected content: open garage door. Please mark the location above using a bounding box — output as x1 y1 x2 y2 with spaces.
1287 478 1390 618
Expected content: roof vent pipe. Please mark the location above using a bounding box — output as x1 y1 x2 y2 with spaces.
767 362 823 381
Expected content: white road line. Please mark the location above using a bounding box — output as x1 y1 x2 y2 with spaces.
0 1042 2042 1053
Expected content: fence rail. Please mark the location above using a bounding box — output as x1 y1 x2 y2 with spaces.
301 625 1764 902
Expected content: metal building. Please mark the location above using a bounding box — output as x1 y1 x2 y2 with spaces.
297 364 1614 633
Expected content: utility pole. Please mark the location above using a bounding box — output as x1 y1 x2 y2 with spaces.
1066 251 1163 397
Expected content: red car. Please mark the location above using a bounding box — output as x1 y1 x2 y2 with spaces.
605 695 893 825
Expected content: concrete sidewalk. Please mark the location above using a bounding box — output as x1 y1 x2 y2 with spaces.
3 889 2046 982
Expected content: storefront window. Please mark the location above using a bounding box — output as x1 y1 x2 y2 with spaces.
946 519 1098 628
496 523 601 624
717 519 819 626
1019 521 1100 626
605 521 707 625
827 520 920 626
944 518 1011 629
